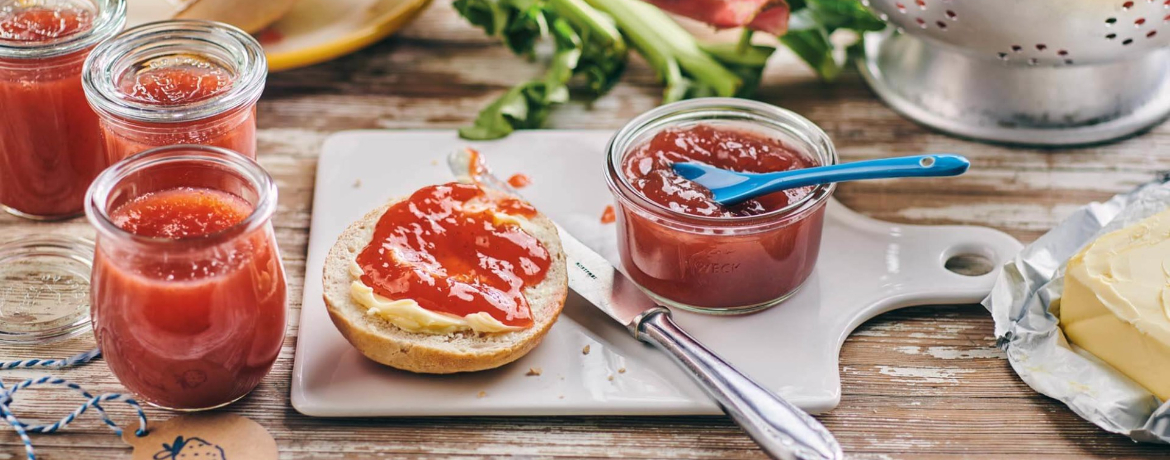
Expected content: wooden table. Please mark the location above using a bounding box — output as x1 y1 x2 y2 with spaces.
3 5 1170 459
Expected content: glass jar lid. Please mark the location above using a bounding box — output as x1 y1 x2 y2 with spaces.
0 234 93 344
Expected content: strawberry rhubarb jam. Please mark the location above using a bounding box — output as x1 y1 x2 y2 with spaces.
0 5 92 41
0 0 124 219
606 99 836 313
83 20 265 162
87 146 286 410
623 124 816 217
356 182 550 328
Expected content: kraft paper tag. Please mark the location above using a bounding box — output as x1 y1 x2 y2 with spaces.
124 413 277 460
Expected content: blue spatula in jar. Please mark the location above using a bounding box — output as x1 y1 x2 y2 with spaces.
673 154 971 206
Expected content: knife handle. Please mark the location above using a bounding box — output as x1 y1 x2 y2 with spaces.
636 308 843 460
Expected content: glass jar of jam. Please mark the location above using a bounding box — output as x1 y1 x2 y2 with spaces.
605 98 837 314
85 144 287 410
0 0 125 219
82 20 265 162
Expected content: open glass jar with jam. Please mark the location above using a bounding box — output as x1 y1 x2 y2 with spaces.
0 0 125 219
85 144 287 410
605 98 837 314
82 20 266 162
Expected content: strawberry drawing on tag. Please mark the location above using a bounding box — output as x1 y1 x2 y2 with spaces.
153 436 227 460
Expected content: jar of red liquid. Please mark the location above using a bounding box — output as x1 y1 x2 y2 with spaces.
82 20 265 162
0 0 125 219
85 145 286 410
606 98 837 314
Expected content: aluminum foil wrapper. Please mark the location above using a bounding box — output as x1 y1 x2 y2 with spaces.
983 179 1170 443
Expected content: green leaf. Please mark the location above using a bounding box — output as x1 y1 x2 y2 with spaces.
781 0 884 80
459 14 593 140
701 42 774 68
540 17 584 104
459 85 530 140
501 0 549 54
780 26 841 81
806 0 885 32
546 0 627 95
453 0 549 55
701 42 776 97
453 0 505 34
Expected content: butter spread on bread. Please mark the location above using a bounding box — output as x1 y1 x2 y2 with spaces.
322 182 567 373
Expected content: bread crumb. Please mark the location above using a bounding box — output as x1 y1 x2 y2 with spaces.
618 367 626 374
582 345 591 355
607 375 614 381
477 391 487 398
558 395 564 399
431 159 440 166
352 178 362 188
526 367 542 376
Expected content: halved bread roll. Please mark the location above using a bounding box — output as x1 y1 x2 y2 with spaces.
322 187 568 373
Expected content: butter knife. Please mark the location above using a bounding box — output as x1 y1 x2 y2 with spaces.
447 150 843 460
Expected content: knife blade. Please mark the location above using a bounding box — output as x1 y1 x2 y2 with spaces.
556 224 842 460
556 226 658 331
447 149 843 460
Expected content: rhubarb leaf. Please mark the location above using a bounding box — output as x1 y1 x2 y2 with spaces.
782 0 884 80
454 0 548 54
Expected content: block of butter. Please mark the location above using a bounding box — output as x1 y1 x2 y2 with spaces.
1060 208 1170 401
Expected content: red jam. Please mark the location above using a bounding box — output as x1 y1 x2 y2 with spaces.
0 6 92 41
622 124 814 217
611 123 829 311
98 55 256 161
356 182 550 327
0 5 105 218
507 173 532 189
601 205 615 224
92 187 286 409
119 57 232 105
109 187 251 238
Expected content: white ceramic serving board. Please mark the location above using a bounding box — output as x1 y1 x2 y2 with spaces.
291 130 1023 417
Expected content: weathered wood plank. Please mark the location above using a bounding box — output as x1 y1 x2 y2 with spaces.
1 2 1169 459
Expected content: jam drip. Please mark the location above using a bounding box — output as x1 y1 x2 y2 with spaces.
0 5 92 42
622 124 815 217
356 183 550 328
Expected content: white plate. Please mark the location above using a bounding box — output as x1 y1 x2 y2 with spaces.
290 130 1023 416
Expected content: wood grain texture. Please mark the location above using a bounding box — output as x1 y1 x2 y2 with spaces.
2 3 1170 459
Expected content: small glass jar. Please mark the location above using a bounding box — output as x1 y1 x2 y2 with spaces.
85 145 287 411
83 20 266 162
0 0 125 219
605 99 837 314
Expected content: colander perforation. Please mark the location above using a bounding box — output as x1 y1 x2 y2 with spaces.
867 0 1170 65
859 0 1170 145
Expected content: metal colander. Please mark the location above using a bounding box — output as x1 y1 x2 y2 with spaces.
858 0 1170 145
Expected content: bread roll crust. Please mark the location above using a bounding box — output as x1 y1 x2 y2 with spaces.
322 188 568 373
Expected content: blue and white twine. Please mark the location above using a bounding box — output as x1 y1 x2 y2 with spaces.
0 349 149 460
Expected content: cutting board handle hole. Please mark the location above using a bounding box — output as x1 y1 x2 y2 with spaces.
944 253 994 277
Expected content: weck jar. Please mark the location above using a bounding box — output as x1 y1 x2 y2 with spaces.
0 0 125 219
605 98 837 314
83 20 266 162
86 144 287 410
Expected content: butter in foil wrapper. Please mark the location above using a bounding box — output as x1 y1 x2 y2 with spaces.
983 179 1170 443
